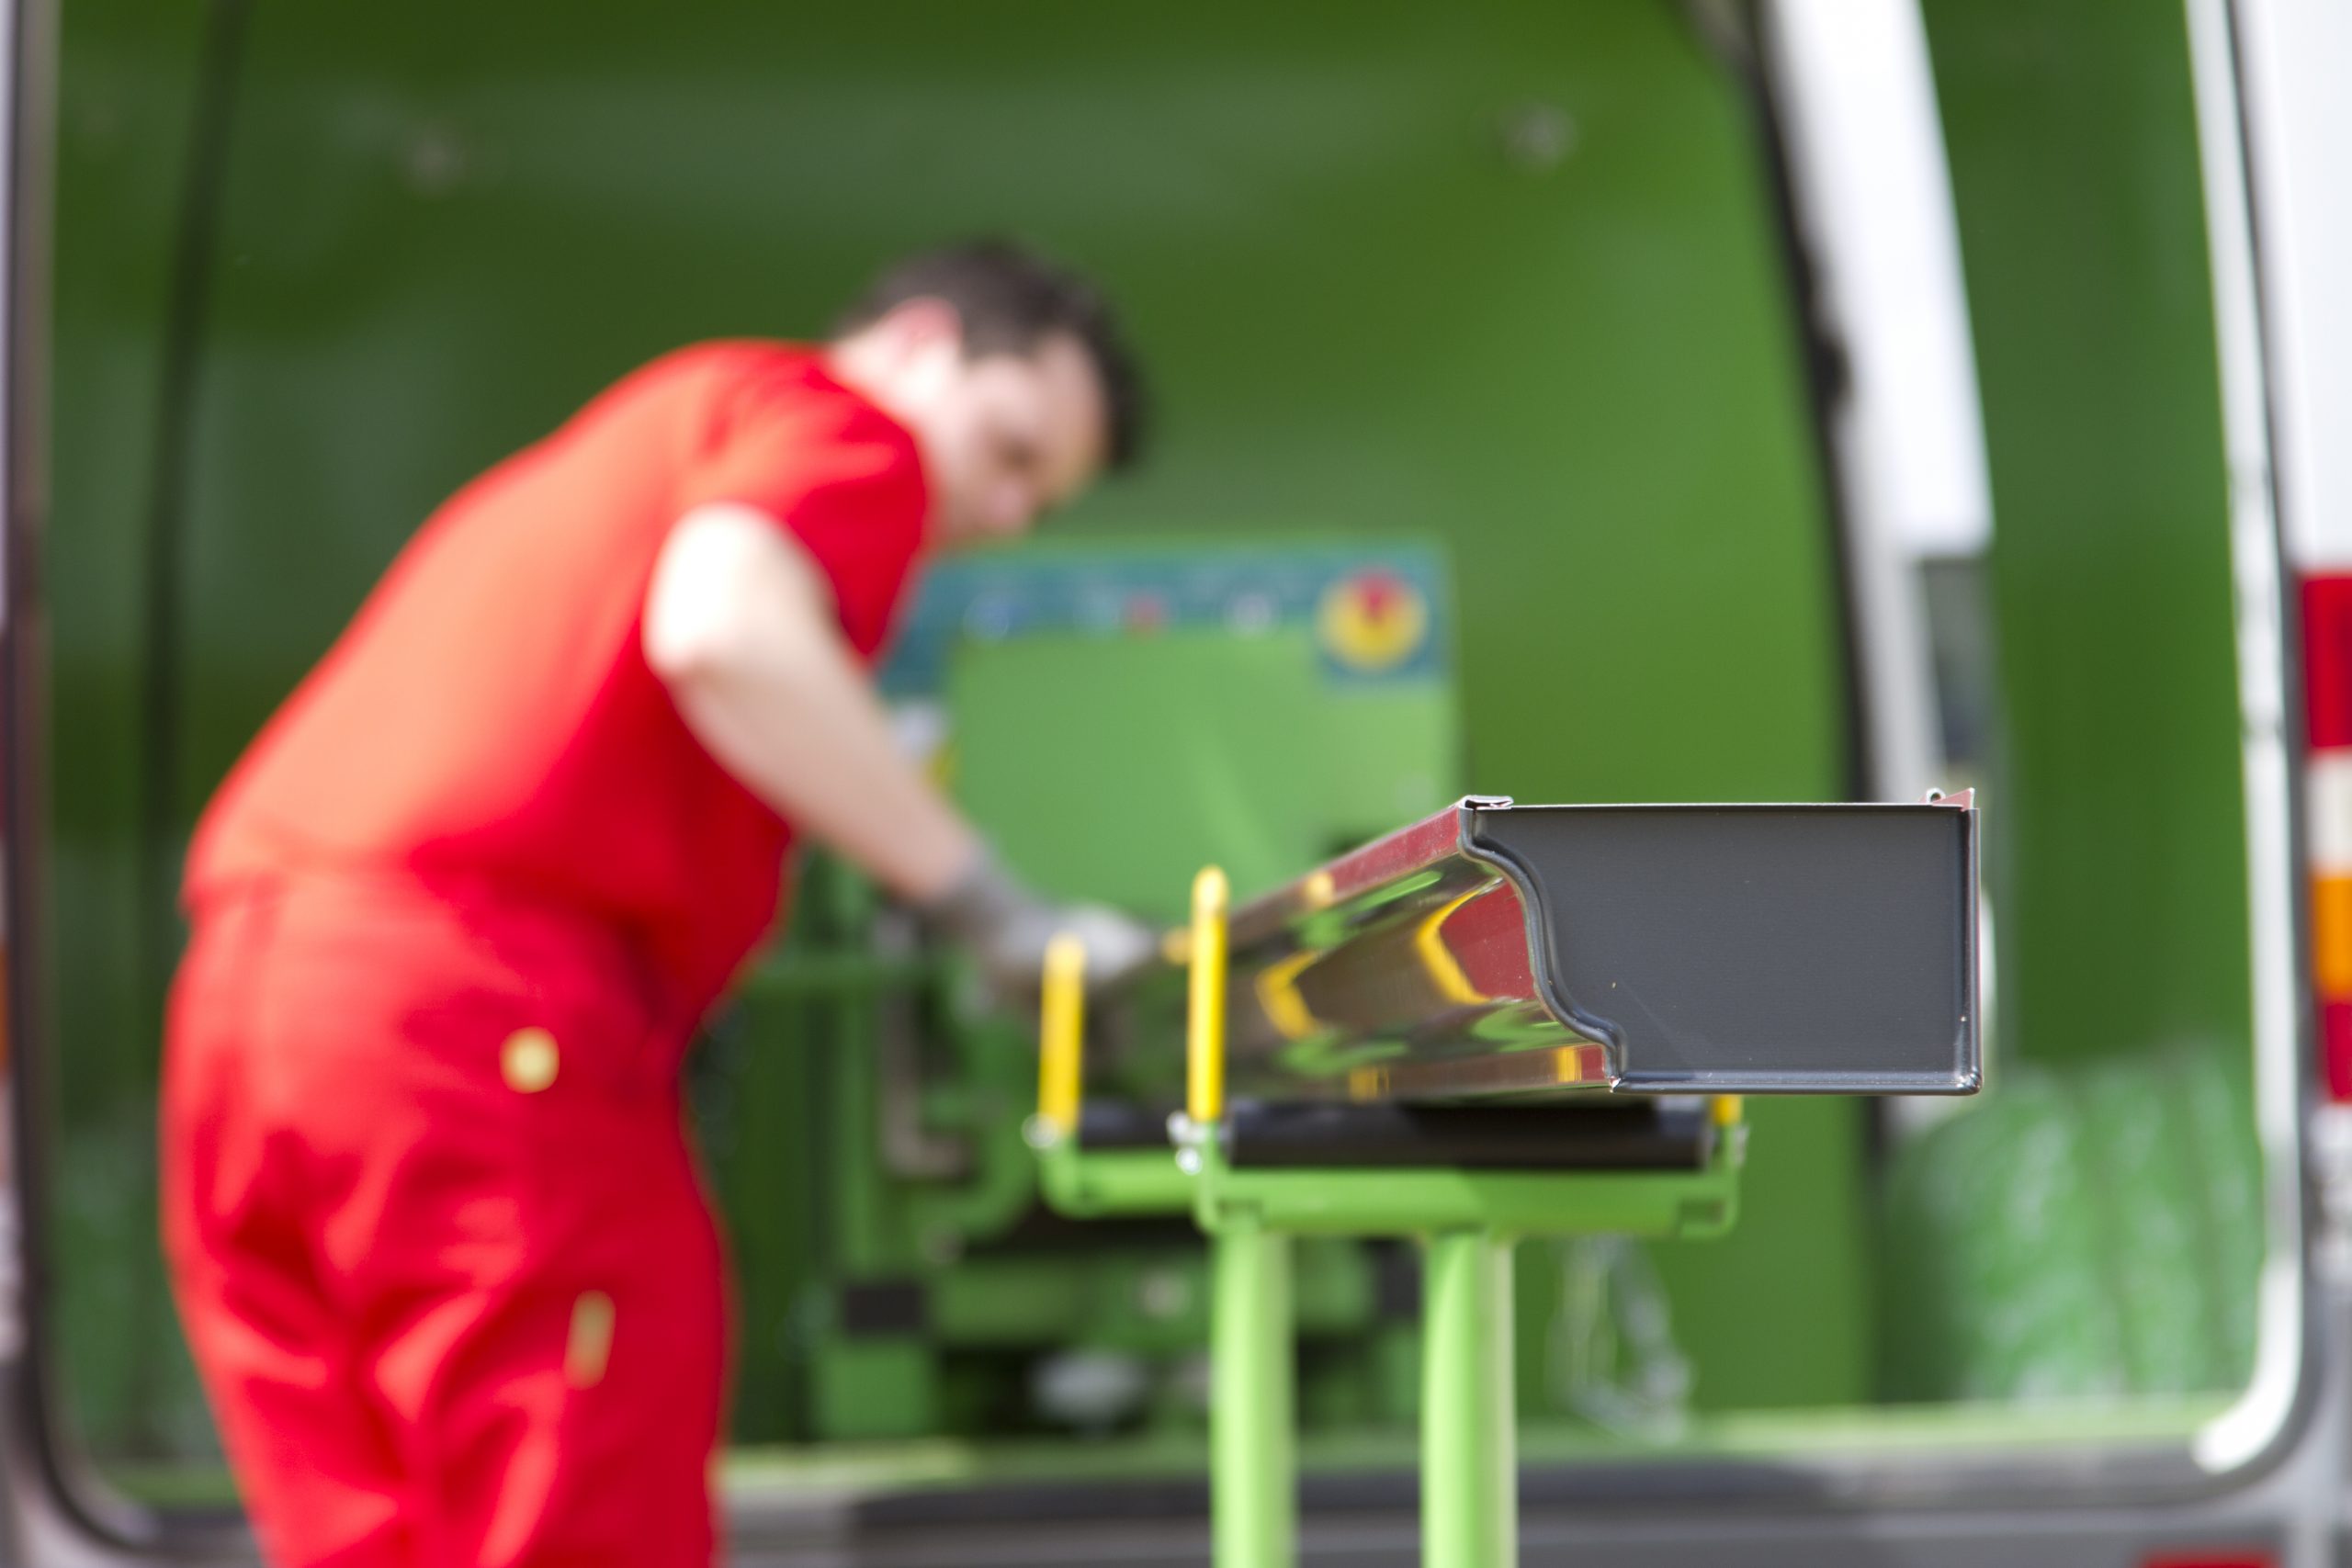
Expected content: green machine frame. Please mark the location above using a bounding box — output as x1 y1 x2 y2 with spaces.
1031 795 1979 1566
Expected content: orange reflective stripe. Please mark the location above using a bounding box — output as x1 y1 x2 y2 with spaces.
2316 874 2352 998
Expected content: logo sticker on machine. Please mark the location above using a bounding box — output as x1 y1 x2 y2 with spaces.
879 540 1452 698
1317 569 1430 674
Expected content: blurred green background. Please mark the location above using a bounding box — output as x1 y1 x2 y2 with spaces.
41 0 2261 1499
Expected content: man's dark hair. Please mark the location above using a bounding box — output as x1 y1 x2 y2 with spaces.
834 238 1148 471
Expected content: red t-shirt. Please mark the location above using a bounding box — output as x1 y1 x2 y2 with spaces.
185 341 932 1023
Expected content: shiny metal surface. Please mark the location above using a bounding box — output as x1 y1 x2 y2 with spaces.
1193 795 1980 1102
1218 804 1603 1102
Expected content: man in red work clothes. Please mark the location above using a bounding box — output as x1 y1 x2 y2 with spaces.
161 241 1155 1566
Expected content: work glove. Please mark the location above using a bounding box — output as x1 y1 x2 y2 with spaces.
920 847 1159 1004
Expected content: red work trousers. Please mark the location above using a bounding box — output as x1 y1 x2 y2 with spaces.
161 873 729 1567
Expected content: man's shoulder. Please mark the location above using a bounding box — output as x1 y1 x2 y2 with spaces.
658 338 929 538
664 341 910 450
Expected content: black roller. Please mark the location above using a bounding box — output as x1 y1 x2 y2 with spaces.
1076 1099 1178 1152
1219 1100 1713 1171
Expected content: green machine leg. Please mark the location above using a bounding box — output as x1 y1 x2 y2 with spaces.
1213 1216 1296 1568
1422 1230 1516 1568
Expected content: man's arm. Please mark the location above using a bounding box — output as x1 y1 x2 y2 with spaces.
643 502 978 902
643 502 1155 991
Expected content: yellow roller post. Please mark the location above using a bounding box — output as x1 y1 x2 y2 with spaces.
1037 933 1087 1138
1187 866 1230 1126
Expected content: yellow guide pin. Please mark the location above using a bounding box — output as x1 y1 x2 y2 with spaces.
1037 932 1088 1137
1186 866 1230 1126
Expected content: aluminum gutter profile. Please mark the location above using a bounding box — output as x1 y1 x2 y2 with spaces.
1216 795 1980 1103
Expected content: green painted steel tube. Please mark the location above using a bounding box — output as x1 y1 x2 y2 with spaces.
1213 1218 1296 1568
1193 1141 1740 1241
1033 1137 1195 1216
1422 1231 1516 1568
1038 1123 1741 1238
